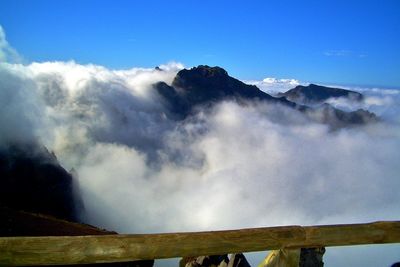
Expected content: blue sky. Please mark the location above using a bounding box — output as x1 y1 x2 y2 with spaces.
0 0 399 87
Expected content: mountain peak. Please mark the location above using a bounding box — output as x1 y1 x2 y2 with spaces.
154 65 275 118
172 65 229 89
167 65 274 104
194 65 228 76
180 65 228 78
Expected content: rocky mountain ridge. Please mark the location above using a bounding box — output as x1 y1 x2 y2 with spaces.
154 65 377 127
277 83 364 104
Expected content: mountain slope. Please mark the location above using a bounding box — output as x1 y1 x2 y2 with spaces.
0 143 81 221
278 83 364 104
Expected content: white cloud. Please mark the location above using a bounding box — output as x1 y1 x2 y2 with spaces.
0 52 399 265
322 85 400 123
244 77 302 94
0 25 22 63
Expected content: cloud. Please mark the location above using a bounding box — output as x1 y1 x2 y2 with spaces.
244 77 302 94
321 85 400 123
0 55 399 265
0 25 22 63
323 50 367 59
67 98 400 234
0 63 45 145
323 50 352 57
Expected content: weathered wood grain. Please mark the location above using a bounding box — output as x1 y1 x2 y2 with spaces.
0 221 399 266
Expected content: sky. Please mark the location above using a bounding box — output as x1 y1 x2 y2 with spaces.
0 0 399 87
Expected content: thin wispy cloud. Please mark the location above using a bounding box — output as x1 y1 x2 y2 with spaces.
323 50 367 58
324 50 352 57
0 25 22 63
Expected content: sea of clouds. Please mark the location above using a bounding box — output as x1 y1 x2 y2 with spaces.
1 26 399 266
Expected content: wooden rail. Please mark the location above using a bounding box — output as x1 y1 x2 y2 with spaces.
0 221 399 266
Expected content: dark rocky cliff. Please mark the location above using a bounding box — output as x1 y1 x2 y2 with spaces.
0 143 80 221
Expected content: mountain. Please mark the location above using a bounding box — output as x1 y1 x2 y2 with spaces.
154 65 376 126
0 143 81 221
278 84 364 104
171 66 275 102
306 104 377 127
154 65 297 118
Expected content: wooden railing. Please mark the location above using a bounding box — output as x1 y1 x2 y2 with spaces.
0 221 399 266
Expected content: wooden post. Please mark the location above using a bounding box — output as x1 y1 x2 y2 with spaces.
0 221 399 266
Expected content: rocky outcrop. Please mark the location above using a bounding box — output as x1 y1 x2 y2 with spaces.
299 248 325 267
181 253 250 267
